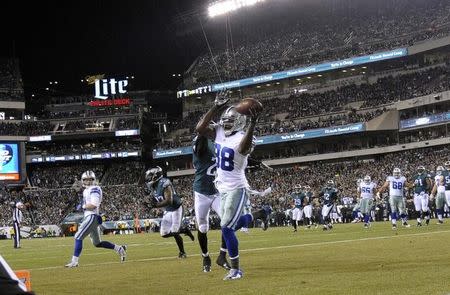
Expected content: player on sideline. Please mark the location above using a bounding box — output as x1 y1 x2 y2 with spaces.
192 134 230 272
319 180 339 231
430 165 449 224
65 171 127 268
377 168 412 230
291 185 305 232
196 94 259 280
358 175 376 228
411 166 432 226
145 166 195 258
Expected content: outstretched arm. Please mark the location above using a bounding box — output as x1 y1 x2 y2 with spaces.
238 109 258 155
195 92 230 139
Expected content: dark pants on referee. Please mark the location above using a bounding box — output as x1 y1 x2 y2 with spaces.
13 222 20 248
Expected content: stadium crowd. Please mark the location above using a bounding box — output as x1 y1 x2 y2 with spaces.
26 141 141 156
156 63 450 150
188 0 450 87
2 146 448 227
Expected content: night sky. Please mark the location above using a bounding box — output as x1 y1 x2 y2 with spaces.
1 1 210 98
1 0 417 101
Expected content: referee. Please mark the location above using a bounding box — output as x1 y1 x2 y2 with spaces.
11 202 24 249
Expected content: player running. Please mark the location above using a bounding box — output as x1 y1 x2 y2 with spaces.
319 180 339 231
358 175 377 228
192 134 230 272
377 168 412 229
65 171 126 268
196 94 259 280
430 164 449 224
291 185 305 232
302 185 314 229
411 165 432 226
145 166 195 258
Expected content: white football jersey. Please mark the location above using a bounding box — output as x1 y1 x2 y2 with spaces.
82 185 102 217
214 125 250 192
359 182 376 199
387 176 406 197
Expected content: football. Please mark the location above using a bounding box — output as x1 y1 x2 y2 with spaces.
235 98 263 116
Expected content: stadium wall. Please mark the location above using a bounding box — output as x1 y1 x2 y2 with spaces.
0 101 25 109
365 110 399 131
408 35 450 55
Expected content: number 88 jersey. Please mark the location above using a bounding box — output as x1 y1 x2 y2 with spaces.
214 125 252 192
387 176 407 197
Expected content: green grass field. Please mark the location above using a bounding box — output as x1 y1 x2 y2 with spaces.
2 222 450 295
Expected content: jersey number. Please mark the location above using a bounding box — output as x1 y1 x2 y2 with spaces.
361 187 371 193
215 144 234 172
206 163 217 176
392 182 403 190
414 178 423 187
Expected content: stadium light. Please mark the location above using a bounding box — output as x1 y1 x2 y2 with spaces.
208 0 266 18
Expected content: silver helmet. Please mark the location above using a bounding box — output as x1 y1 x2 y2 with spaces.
219 106 247 136
393 168 401 178
81 170 96 187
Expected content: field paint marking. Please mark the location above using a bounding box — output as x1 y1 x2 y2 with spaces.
29 229 450 271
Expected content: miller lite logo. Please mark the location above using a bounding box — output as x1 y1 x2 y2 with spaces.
94 78 128 100
0 144 13 169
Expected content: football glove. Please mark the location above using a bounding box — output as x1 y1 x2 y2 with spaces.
214 90 230 107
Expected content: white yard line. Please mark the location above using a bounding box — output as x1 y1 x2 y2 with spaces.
28 229 450 271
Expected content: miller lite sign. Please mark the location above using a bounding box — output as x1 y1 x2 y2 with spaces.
94 78 128 99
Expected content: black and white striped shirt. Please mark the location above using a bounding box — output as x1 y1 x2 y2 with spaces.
12 207 22 224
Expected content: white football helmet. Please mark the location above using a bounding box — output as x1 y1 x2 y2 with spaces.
81 171 96 187
364 175 371 184
436 166 445 176
445 161 450 170
219 106 247 136
145 166 163 188
393 168 401 178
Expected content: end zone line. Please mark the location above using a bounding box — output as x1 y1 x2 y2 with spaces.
29 229 450 271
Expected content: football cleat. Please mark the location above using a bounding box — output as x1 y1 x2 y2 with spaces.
203 256 212 273
364 223 370 229
416 222 422 227
65 261 79 268
178 252 187 259
216 255 231 270
322 226 328 231
392 224 397 230
437 220 444 225
425 219 430 226
223 269 243 281
402 222 411 228
119 245 127 262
